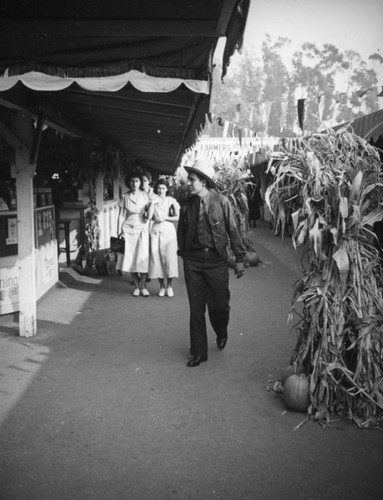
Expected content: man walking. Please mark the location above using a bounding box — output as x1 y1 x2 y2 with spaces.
177 160 246 367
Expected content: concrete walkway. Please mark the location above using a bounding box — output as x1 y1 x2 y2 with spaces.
1 222 383 500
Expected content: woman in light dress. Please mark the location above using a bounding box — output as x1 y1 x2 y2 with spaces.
148 178 180 297
141 170 154 199
117 171 151 297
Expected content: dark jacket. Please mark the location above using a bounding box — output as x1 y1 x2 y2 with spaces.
177 190 246 263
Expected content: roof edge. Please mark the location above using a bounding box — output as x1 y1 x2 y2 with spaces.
222 0 250 80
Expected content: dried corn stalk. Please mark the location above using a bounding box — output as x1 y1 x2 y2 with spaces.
266 129 383 427
215 157 256 252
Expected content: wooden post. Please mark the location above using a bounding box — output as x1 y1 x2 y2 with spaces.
95 171 104 213
14 112 37 337
113 157 120 201
95 170 104 247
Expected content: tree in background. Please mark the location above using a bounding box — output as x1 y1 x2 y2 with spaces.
210 49 263 136
207 35 381 138
261 36 291 136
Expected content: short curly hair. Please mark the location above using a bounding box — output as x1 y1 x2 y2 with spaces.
141 171 152 183
125 170 142 184
154 178 168 194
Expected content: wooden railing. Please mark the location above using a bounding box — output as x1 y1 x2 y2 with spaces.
98 199 120 250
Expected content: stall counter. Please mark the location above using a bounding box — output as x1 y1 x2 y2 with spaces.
0 205 58 315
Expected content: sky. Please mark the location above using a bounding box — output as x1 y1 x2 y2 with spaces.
243 0 383 61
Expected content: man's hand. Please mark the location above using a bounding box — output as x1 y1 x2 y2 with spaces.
234 261 245 279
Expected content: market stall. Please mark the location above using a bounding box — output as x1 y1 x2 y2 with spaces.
0 1 250 336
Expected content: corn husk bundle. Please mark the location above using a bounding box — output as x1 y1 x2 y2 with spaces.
266 129 383 427
214 158 257 253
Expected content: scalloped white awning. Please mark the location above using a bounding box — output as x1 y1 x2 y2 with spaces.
0 0 250 173
0 70 210 94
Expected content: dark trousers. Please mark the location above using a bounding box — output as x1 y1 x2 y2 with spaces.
183 252 230 358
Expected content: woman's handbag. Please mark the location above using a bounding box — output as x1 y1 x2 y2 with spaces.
110 233 125 253
110 194 125 253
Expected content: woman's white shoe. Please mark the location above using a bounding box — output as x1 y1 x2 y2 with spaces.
132 288 140 297
158 288 166 297
166 287 174 298
141 288 150 297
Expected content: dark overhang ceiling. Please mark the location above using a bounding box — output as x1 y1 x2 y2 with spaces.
0 0 250 174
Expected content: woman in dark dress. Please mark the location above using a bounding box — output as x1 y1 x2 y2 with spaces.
247 181 262 228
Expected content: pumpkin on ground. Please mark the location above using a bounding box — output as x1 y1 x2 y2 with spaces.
244 251 260 267
281 365 296 384
283 374 310 412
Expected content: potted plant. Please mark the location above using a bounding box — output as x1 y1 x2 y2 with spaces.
76 157 102 274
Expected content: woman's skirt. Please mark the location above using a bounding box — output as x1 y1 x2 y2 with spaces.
120 222 150 273
148 221 178 279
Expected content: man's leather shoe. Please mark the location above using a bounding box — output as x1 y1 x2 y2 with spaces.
217 336 228 349
187 355 207 367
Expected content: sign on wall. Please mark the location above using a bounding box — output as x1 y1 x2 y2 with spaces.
0 267 19 309
41 246 56 285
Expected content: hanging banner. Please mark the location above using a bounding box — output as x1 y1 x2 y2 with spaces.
318 95 325 122
356 88 372 98
264 101 272 134
237 127 242 146
249 103 255 127
297 99 305 131
235 103 241 122
280 101 287 132
333 92 347 104
222 120 230 138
